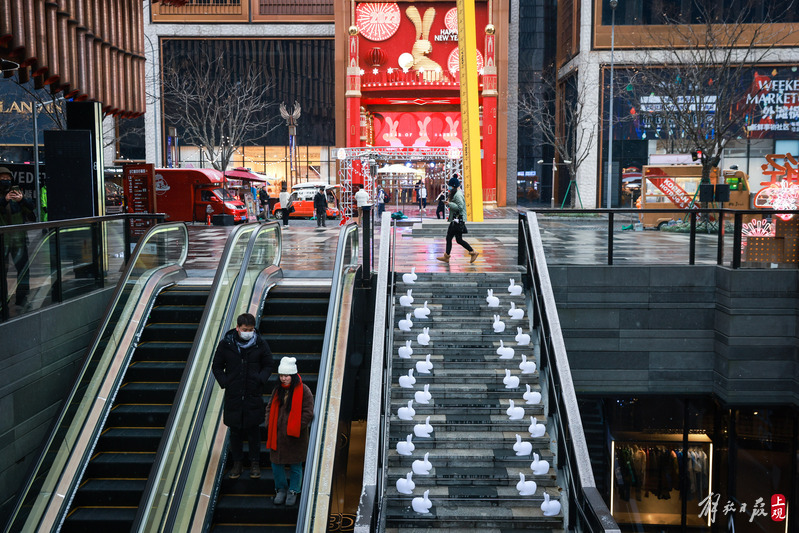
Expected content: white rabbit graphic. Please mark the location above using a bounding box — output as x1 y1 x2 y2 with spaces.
443 116 462 147
413 116 432 146
382 116 403 147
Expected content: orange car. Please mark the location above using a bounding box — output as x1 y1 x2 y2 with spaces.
273 182 341 219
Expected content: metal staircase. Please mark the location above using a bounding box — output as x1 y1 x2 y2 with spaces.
383 273 563 530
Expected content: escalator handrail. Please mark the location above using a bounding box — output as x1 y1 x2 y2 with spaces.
355 211 394 531
519 212 620 532
134 221 282 532
296 221 360 532
3 221 189 533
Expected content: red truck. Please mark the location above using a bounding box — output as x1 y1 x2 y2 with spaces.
154 168 248 224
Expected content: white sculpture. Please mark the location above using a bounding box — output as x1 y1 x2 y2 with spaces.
414 301 431 319
523 384 542 405
515 327 531 346
398 400 415 421
528 416 546 438
416 353 433 374
402 267 417 284
519 354 536 374
414 415 434 438
398 340 413 359
412 490 432 514
497 340 515 359
417 327 430 346
513 434 532 456
493 314 505 333
516 472 537 496
503 369 520 389
486 289 499 307
396 471 415 494
412 452 432 475
508 278 522 296
414 383 432 404
506 399 525 420
396 434 415 456
400 289 414 307
398 313 413 332
541 493 561 516
399 369 416 388
508 301 524 320
531 452 550 475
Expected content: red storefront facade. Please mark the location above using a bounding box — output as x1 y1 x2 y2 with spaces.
342 1 502 204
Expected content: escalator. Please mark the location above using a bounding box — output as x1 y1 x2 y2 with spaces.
210 283 330 532
62 284 210 532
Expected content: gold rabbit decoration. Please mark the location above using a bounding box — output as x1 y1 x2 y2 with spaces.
406 6 448 82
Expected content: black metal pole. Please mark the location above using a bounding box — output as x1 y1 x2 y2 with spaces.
54 228 63 303
716 209 724 266
362 205 372 282
689 214 697 265
0 233 8 321
608 211 614 265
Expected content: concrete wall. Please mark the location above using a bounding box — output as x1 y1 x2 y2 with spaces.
551 266 799 405
0 288 114 518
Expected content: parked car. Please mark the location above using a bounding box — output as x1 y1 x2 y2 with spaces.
273 182 341 219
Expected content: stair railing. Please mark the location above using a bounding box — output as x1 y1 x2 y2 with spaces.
354 211 394 532
518 212 620 533
3 221 188 533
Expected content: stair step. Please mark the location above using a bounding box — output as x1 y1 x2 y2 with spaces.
70 478 147 508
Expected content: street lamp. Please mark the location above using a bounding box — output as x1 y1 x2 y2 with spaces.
606 0 618 209
538 158 572 209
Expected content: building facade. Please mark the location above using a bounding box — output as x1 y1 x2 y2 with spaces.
557 0 799 208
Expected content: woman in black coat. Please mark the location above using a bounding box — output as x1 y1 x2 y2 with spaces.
212 313 273 479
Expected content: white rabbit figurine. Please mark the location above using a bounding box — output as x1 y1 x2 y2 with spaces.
399 368 416 388
515 327 531 346
400 289 414 307
523 383 542 405
412 452 432 475
402 267 417 284
513 434 533 456
398 340 413 359
417 327 430 346
508 301 524 320
528 416 546 438
497 340 515 359
412 490 433 514
492 314 505 333
398 313 413 332
516 472 537 496
503 369 520 389
414 415 434 438
414 384 432 404
508 278 522 296
486 289 499 307
506 399 525 420
541 493 561 516
416 353 433 374
414 301 431 319
397 400 415 421
531 452 550 475
396 471 415 494
397 434 415 456
519 354 536 374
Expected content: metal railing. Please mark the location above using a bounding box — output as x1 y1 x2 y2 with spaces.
518 212 620 533
0 213 165 321
529 207 799 268
354 211 393 532
3 221 187 533
298 221 360 531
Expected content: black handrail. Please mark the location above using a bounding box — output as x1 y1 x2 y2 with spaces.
528 207 799 268
518 212 620 533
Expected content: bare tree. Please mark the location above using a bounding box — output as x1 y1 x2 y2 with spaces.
161 46 279 171
518 68 595 206
626 0 790 183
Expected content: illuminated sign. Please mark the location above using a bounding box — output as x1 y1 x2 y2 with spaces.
356 3 401 42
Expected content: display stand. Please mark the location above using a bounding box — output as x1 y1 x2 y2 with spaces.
610 432 713 528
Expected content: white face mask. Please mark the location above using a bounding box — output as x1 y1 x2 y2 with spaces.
238 330 255 341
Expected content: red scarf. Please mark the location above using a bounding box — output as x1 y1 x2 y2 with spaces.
267 375 304 450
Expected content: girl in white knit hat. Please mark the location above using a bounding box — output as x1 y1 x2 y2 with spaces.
265 356 314 506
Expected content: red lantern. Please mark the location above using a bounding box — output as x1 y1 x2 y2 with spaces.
367 47 386 68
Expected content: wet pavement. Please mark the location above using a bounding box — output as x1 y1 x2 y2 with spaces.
183 208 739 276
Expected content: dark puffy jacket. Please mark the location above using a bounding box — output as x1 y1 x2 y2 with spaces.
313 191 327 210
212 329 273 428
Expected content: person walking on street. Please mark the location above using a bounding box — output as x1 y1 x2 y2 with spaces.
418 182 427 214
0 167 35 306
266 357 315 506
279 187 292 227
435 185 447 219
354 184 369 226
212 313 273 479
258 186 270 219
377 187 386 218
437 175 479 264
313 187 327 227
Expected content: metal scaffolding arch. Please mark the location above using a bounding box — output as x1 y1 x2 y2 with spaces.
336 147 463 222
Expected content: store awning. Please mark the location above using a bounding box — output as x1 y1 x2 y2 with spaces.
224 167 269 182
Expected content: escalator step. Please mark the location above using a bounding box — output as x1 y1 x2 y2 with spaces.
157 290 210 306
62 507 137 533
263 298 329 315
214 494 299 523
71 478 147 507
213 526 296 533
140 322 201 342
84 452 156 478
149 305 206 323
133 342 193 362
116 382 179 404
259 315 326 334
125 362 187 381
106 404 172 427
261 334 324 354
96 427 164 452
